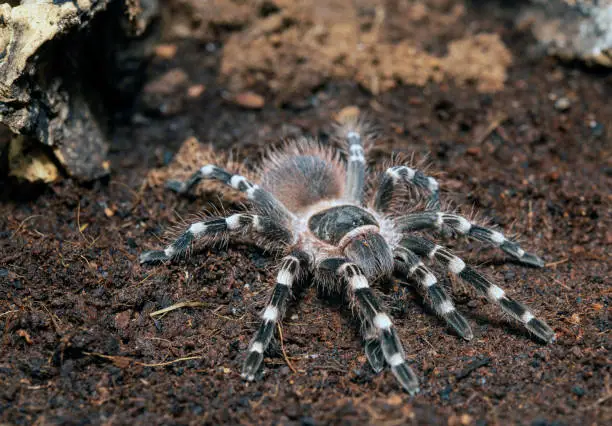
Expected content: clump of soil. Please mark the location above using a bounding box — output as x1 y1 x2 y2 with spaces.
146 136 251 205
163 0 513 100
220 0 512 98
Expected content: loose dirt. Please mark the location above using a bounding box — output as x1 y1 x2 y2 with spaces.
1 1 610 424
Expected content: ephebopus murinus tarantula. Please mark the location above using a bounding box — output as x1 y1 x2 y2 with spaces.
140 118 555 394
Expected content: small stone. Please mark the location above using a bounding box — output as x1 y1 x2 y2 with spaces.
554 97 571 111
449 414 473 426
233 91 265 109
143 69 189 96
154 44 178 59
187 84 206 98
386 394 403 406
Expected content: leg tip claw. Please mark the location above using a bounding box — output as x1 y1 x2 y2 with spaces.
520 252 545 268
392 364 420 395
527 318 556 344
445 310 473 341
242 351 264 382
241 372 256 382
365 339 385 374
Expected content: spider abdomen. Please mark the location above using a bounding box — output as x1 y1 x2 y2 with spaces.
308 205 379 245
260 143 345 213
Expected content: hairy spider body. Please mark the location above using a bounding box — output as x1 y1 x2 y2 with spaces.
141 119 555 394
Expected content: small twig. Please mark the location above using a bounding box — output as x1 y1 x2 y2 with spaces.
138 356 202 367
580 391 612 411
476 113 508 144
150 301 206 318
84 351 202 368
76 201 97 247
36 302 62 333
545 258 569 268
528 200 533 233
455 357 491 380
277 323 298 375
80 255 91 269
136 271 156 286
210 311 247 322
13 215 43 235
110 180 144 211
76 201 86 239
552 277 571 291
421 336 437 354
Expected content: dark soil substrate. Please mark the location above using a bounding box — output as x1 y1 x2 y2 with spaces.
1 7 610 426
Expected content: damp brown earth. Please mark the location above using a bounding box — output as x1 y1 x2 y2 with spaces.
0 3 610 426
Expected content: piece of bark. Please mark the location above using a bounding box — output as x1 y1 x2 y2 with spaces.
0 0 160 181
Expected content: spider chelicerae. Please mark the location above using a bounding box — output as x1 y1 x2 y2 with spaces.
140 118 555 394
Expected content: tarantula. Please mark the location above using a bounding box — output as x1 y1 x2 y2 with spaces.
140 119 554 394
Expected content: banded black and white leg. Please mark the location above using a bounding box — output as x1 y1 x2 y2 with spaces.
396 211 544 267
393 246 473 340
242 252 310 381
343 129 366 204
165 165 294 223
140 213 292 263
319 258 419 394
400 235 555 342
374 165 441 212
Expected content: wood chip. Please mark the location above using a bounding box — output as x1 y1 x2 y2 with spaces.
154 44 177 59
233 91 265 109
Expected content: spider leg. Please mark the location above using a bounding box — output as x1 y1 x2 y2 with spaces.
374 166 441 212
318 258 419 394
393 246 473 340
395 211 544 267
139 213 292 264
343 129 366 204
363 328 385 373
400 235 555 343
165 165 294 224
242 251 310 381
